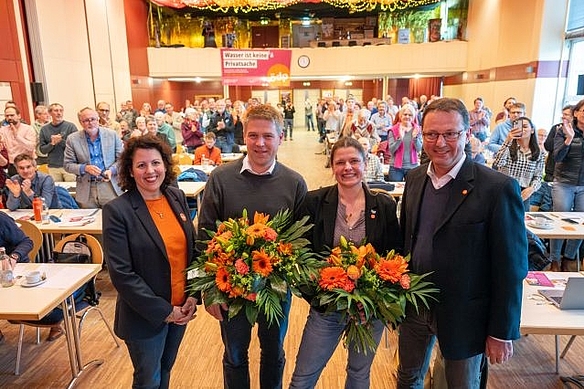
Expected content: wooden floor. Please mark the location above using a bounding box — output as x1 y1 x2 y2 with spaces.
1 129 583 388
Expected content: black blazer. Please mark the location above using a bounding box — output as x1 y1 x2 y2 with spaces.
300 183 402 255
400 157 528 359
103 186 196 340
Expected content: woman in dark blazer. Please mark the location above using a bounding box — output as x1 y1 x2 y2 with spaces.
103 135 197 389
290 136 402 389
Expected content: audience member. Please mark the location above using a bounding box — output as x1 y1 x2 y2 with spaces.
39 103 77 182
154 112 177 152
140 102 152 117
97 102 121 136
231 100 246 146
397 97 527 388
387 104 422 181
469 97 492 142
304 98 315 132
208 99 235 152
64 107 123 208
370 101 393 142
119 100 139 129
487 102 525 153
531 106 574 216
351 108 380 146
323 101 341 138
494 97 517 125
339 97 357 137
357 136 384 182
181 108 204 153
0 212 36 341
492 116 544 211
283 100 295 141
549 100 584 272
193 132 222 166
0 106 37 176
32 105 50 165
155 99 166 113
5 153 61 210
469 137 486 165
0 134 9 206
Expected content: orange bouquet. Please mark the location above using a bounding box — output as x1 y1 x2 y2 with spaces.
311 236 438 354
187 209 319 326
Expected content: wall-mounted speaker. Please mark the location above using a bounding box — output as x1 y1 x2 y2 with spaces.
30 82 45 103
577 75 584 96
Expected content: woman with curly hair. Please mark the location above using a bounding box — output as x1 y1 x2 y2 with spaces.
103 135 198 389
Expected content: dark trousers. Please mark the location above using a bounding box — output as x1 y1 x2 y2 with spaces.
219 294 291 389
125 323 187 389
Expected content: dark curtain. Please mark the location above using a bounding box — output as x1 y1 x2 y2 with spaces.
408 77 442 100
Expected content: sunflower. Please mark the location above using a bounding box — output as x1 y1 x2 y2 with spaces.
318 267 349 290
252 249 274 277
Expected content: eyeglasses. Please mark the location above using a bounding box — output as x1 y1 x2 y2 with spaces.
509 111 524 115
422 131 463 142
81 117 98 124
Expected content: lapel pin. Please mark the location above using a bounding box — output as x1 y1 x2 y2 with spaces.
370 210 376 219
462 189 468 195
180 213 187 222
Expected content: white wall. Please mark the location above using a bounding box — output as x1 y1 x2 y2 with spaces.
28 0 131 123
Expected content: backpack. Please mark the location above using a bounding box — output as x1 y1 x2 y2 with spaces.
52 234 100 305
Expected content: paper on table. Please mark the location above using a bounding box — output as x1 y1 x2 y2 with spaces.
58 217 95 227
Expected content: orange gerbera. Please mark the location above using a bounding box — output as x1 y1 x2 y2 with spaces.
376 255 408 283
252 249 274 277
318 267 349 290
247 223 268 238
215 267 232 292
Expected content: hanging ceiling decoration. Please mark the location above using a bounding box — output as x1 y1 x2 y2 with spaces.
150 0 439 14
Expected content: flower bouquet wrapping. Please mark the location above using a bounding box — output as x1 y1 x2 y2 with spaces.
311 236 439 354
187 209 320 326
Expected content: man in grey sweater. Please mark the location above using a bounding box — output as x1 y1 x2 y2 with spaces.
39 103 77 182
197 104 307 389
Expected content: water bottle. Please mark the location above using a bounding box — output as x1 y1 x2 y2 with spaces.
41 197 50 224
0 247 14 287
33 196 43 223
201 154 209 167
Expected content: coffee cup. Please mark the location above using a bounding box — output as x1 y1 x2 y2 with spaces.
534 217 552 228
25 271 41 284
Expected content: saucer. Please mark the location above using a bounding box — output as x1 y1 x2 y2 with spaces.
527 221 554 230
21 279 46 288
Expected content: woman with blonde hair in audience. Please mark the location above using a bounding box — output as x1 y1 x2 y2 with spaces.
387 104 422 181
